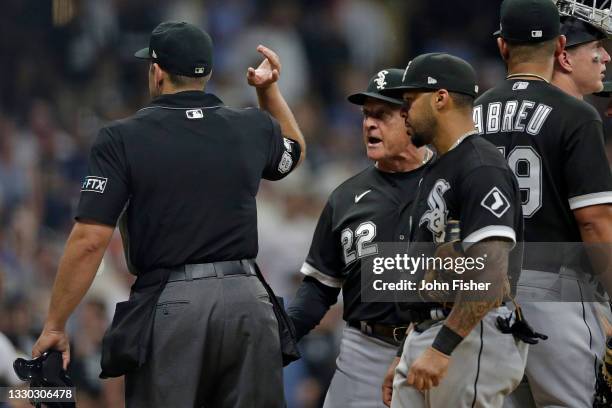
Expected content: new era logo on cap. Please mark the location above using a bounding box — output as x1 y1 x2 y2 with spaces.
152 49 157 58
427 76 438 85
195 67 205 74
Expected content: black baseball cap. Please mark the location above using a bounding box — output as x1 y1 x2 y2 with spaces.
494 0 560 43
594 81 612 97
381 53 479 98
135 21 213 77
561 16 608 48
347 68 405 105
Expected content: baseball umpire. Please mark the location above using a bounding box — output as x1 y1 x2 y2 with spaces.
287 68 430 408
382 53 529 408
30 21 305 408
474 0 612 406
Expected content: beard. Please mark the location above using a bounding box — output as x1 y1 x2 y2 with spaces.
407 105 437 148
410 131 429 148
409 120 436 148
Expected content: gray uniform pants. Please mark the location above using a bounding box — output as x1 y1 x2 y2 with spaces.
322 325 398 408
392 307 528 408
125 273 284 408
503 270 611 408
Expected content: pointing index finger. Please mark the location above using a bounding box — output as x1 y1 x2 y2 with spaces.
257 45 281 71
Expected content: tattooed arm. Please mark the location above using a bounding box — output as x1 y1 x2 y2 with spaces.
404 238 512 392
444 238 512 337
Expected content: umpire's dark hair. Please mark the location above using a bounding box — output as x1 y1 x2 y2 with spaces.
504 38 558 65
449 92 475 110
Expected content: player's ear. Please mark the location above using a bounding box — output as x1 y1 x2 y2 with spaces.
556 49 572 73
497 37 509 62
555 35 567 57
152 63 165 89
432 90 449 110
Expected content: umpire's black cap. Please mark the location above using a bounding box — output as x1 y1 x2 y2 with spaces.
347 69 404 105
594 81 612 97
135 21 213 77
381 53 479 98
494 0 560 43
561 15 608 48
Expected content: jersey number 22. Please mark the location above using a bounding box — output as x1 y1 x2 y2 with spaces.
341 221 378 264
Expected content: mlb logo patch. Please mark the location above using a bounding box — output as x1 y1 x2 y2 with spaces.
81 176 108 194
481 187 511 218
531 30 543 38
186 109 204 119
512 81 530 91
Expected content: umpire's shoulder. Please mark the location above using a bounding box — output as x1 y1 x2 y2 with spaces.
92 118 133 145
222 105 275 123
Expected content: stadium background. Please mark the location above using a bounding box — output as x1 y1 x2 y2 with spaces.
0 1 610 407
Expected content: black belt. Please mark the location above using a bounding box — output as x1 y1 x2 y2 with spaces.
167 259 256 283
348 321 409 346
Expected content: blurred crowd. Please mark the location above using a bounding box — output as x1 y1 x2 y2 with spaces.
0 0 610 407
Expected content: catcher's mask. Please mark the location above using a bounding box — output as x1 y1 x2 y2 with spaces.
13 350 75 408
557 0 612 35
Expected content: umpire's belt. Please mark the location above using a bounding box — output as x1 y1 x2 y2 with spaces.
348 321 408 346
167 259 256 283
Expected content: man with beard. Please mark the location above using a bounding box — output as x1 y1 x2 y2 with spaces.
381 52 529 408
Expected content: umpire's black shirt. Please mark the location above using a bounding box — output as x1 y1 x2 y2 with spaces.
76 91 300 273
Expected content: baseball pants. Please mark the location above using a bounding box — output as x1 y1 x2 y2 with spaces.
392 306 528 408
322 325 398 408
503 269 611 408
124 273 284 408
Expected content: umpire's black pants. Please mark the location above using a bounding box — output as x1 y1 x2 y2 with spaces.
125 264 284 407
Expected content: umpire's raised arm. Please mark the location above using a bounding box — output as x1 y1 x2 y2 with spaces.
248 45 306 167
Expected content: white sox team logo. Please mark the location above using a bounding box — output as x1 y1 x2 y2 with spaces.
419 179 451 243
374 70 389 90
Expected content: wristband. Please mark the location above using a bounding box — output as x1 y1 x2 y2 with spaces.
432 325 463 356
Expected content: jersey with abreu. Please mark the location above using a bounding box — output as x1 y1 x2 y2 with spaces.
474 79 612 246
301 165 422 325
